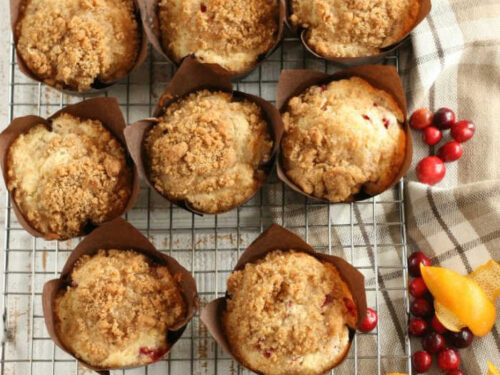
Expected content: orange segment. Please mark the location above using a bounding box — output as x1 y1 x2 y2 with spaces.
420 264 496 337
434 300 464 332
488 361 500 375
469 260 500 301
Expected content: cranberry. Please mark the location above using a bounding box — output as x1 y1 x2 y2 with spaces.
447 371 465 375
433 107 456 129
438 348 461 370
409 277 428 298
448 327 474 348
416 156 446 185
422 126 443 145
358 308 378 332
412 351 432 373
410 108 434 130
408 252 432 277
422 332 446 353
139 347 167 362
409 318 428 337
431 315 447 334
451 120 475 143
200 3 207 12
438 141 463 162
411 297 433 318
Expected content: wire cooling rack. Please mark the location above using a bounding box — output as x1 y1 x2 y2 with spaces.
1 31 413 375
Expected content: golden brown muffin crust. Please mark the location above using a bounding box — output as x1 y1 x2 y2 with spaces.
144 90 273 213
6 113 133 239
55 249 186 368
290 0 420 57
16 0 140 91
223 250 357 375
158 0 279 72
281 77 406 203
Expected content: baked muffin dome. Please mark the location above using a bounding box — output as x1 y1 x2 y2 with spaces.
6 113 133 239
55 249 186 368
223 250 357 375
144 90 273 213
16 0 140 91
289 0 420 58
158 0 279 73
281 77 406 202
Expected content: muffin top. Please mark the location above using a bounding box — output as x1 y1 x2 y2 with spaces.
55 249 186 368
144 90 273 213
289 0 420 58
281 77 406 202
16 0 140 91
6 113 133 239
158 0 279 73
223 250 357 375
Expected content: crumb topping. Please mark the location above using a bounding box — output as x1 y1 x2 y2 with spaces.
6 113 133 239
281 77 406 203
144 90 273 213
55 250 186 368
290 0 420 57
223 250 357 375
16 0 140 91
158 0 279 72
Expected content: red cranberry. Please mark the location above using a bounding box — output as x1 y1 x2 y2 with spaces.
447 370 465 375
433 107 456 129
422 126 443 145
411 297 433 318
438 348 461 370
451 120 475 143
431 315 447 334
410 108 434 130
409 277 428 298
200 3 207 12
448 327 474 348
412 351 432 373
422 332 446 354
409 318 428 337
408 252 432 277
416 156 446 185
438 141 463 162
358 308 378 332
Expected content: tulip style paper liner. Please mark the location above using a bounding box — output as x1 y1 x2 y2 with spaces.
10 0 148 95
200 224 367 374
42 218 199 375
285 0 431 65
0 97 140 240
139 0 286 79
124 57 284 215
276 65 413 203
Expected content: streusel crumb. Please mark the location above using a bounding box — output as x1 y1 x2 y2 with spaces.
144 90 273 213
282 77 406 203
55 249 186 368
223 250 357 375
290 0 420 57
16 0 140 91
6 113 133 239
158 0 279 73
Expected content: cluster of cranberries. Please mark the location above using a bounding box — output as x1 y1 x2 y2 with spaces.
410 108 476 185
408 252 473 373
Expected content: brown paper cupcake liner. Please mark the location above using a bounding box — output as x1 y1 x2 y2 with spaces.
276 65 413 203
0 97 140 240
42 218 199 375
124 57 284 215
139 0 286 79
200 223 367 373
285 0 431 65
10 0 148 95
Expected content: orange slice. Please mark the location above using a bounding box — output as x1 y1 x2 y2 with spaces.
434 300 464 332
488 361 500 375
469 260 500 301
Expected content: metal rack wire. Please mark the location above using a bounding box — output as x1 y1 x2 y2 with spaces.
1 32 413 375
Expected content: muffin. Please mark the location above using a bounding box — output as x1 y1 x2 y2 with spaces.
289 0 420 58
15 0 141 91
158 0 279 73
55 249 186 368
281 76 406 202
6 113 133 239
144 90 273 213
223 250 358 375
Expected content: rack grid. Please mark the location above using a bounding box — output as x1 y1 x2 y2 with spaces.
1 31 413 375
